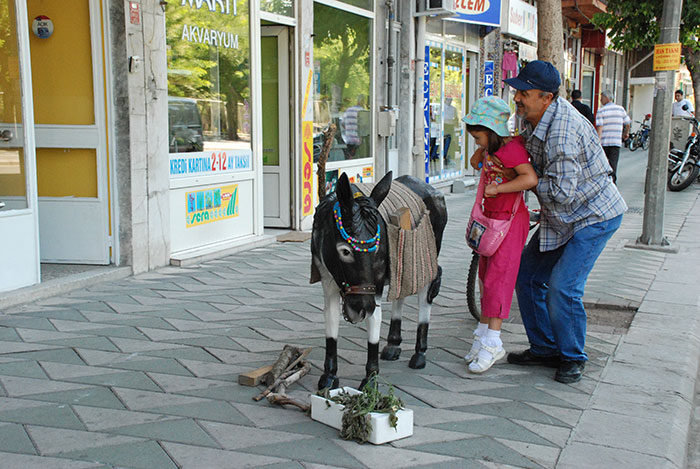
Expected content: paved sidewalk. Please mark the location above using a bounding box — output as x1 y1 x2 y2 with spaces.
1 160 699 468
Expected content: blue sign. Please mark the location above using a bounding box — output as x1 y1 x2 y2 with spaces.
423 45 431 183
448 0 502 28
484 61 494 97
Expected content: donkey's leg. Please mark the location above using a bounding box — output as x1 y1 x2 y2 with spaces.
360 294 383 390
318 278 342 390
381 297 404 361
408 284 432 369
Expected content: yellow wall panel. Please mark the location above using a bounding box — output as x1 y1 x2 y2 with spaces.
28 0 94 125
36 149 97 197
0 149 27 197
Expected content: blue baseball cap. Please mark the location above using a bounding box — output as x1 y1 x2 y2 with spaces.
504 60 561 93
462 96 511 137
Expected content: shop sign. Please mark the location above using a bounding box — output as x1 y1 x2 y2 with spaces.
448 0 502 27
423 45 431 183
502 0 537 43
653 43 682 71
484 61 494 96
518 42 538 62
302 121 314 216
169 149 252 178
186 184 239 227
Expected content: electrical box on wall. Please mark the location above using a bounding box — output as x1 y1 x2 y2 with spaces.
378 107 398 137
415 0 457 17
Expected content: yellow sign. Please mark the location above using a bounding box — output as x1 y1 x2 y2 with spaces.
186 184 239 228
653 43 682 71
302 121 314 216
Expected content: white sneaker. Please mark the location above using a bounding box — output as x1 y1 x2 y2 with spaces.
464 334 482 363
468 343 505 374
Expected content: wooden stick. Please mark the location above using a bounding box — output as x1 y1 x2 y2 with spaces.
266 345 299 386
253 367 298 401
317 124 336 200
280 362 311 388
282 347 312 374
266 393 310 412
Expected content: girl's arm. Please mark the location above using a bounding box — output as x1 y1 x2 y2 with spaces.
484 162 538 197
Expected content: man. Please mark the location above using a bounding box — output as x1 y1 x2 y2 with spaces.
570 89 595 126
503 60 627 384
673 89 695 117
343 96 365 157
596 90 630 184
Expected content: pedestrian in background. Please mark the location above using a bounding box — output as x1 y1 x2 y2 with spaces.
502 60 627 384
570 89 595 126
596 90 630 184
673 89 695 117
463 96 538 374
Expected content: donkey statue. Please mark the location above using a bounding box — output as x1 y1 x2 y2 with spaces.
310 171 447 390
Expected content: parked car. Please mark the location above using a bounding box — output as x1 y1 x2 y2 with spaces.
168 97 204 153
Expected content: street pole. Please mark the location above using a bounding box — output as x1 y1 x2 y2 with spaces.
637 0 683 247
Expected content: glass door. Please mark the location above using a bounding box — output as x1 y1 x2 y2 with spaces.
0 0 40 291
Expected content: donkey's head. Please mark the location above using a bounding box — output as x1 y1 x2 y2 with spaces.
322 171 392 324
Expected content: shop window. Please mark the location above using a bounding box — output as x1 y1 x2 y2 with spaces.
261 0 294 17
313 3 372 162
428 44 443 178
329 0 373 11
166 1 251 159
443 48 464 173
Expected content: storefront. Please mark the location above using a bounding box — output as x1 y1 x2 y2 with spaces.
499 0 537 108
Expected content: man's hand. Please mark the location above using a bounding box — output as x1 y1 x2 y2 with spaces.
470 147 485 170
484 183 499 198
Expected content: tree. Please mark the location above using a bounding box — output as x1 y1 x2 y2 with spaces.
593 0 700 113
536 0 566 96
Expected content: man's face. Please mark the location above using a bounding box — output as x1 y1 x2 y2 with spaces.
675 92 683 102
513 89 553 126
600 95 609 105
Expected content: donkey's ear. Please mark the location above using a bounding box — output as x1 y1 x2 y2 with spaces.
369 171 392 207
336 172 354 208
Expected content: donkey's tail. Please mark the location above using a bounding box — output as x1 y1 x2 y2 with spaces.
427 265 442 304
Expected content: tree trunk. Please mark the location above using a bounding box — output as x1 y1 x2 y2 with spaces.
536 0 566 96
682 46 700 115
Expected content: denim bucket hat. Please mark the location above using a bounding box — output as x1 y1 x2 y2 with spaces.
462 96 511 137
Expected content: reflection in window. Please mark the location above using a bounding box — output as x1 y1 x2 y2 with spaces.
443 48 464 172
313 4 371 162
260 0 294 17
166 1 251 154
428 44 442 177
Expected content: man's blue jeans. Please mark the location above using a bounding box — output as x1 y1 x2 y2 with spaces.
515 215 622 362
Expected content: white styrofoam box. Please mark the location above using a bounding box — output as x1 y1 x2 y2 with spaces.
310 387 413 445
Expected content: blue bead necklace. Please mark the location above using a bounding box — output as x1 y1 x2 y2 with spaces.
333 202 381 253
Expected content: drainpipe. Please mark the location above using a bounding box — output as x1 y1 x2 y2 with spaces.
384 0 394 175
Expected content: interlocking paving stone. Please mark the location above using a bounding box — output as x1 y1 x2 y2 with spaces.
104 357 194 376
0 327 23 342
0 375 92 396
162 442 291 468
0 317 57 331
18 309 89 322
0 360 48 379
106 418 220 447
72 405 180 431
24 387 125 409
239 439 365 468
453 401 569 427
429 416 556 447
57 440 178 469
198 421 314 450
334 439 461 467
0 422 37 454
0 403 85 429
1 348 86 365
408 436 541 468
40 337 121 352
0 452 101 468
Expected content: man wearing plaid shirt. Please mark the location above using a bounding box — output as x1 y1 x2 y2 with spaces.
502 61 627 384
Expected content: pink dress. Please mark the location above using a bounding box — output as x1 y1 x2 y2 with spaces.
478 137 531 319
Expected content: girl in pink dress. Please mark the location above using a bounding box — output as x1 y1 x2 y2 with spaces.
462 97 537 373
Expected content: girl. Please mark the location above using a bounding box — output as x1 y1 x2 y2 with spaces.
462 97 538 374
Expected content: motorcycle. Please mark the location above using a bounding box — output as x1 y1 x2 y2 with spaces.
629 114 651 151
667 109 700 192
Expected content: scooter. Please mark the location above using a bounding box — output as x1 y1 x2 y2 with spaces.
629 114 651 151
667 108 700 192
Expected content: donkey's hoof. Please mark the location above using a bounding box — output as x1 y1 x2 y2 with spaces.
408 352 426 369
318 374 339 390
381 345 401 361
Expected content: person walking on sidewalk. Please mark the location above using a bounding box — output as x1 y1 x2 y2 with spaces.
462 97 538 374
503 61 627 384
570 89 595 127
595 90 630 184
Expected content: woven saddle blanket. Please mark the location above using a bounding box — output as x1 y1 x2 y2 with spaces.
312 181 438 301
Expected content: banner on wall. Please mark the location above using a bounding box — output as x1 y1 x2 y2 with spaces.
301 121 314 216
423 45 431 183
170 150 252 178
447 0 502 27
484 61 494 96
186 184 239 228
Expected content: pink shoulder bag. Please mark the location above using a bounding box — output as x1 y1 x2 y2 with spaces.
465 170 521 257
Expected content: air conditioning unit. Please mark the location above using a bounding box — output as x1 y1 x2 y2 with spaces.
415 0 457 17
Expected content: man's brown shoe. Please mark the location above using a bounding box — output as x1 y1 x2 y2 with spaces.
507 349 561 368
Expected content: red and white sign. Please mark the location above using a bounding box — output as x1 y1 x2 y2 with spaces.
129 2 140 25
454 0 491 15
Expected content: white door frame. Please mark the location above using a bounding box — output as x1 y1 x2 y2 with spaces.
34 0 110 264
0 0 40 292
262 25 291 228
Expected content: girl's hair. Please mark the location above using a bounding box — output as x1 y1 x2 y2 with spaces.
466 124 505 155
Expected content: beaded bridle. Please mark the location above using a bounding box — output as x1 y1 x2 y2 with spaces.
332 201 381 301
